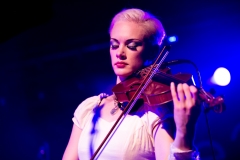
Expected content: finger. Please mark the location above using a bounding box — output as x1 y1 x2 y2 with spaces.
182 83 194 111
189 85 198 105
170 82 179 104
182 83 192 100
189 85 198 100
177 83 184 103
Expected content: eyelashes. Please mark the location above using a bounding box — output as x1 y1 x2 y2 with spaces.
110 42 142 51
127 45 137 50
110 44 118 49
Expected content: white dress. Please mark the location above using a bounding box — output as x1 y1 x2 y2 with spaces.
72 94 166 160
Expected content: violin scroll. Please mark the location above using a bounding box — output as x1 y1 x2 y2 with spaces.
198 88 225 113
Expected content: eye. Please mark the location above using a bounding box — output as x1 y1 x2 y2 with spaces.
127 45 137 50
110 41 119 50
127 42 141 50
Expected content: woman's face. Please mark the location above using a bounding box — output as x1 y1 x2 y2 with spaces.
110 21 146 81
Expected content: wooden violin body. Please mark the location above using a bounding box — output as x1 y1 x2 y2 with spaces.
112 66 225 113
112 72 193 106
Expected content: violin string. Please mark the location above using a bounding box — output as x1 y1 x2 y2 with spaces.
154 71 186 83
159 59 203 88
140 65 186 84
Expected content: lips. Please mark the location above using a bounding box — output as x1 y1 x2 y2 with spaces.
115 61 128 68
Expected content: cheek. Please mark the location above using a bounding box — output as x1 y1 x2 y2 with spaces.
130 51 144 69
110 50 115 61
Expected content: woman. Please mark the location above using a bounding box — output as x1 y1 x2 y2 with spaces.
63 8 200 160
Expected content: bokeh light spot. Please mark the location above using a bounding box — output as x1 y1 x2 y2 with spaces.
211 67 231 86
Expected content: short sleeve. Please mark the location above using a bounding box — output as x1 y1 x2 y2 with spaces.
72 95 101 129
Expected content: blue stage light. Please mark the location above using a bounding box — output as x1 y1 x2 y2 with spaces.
168 36 177 42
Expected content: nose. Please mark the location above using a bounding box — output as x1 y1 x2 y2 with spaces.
116 46 126 59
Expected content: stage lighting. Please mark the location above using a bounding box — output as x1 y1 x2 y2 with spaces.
211 67 231 86
168 36 177 43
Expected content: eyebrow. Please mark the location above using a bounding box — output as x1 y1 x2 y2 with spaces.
110 38 143 43
110 38 119 43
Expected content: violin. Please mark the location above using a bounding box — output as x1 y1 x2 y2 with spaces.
90 45 225 160
112 64 225 113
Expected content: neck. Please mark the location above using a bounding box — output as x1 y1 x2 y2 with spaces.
116 71 140 84
116 76 126 84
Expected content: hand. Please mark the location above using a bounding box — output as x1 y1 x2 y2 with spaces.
170 82 201 149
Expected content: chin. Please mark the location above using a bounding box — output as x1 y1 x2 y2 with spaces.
114 70 132 78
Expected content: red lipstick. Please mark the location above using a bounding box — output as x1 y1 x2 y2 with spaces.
115 61 127 68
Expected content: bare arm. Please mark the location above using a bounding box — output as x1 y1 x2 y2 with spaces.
62 124 82 160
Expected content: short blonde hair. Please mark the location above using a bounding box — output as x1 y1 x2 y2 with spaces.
109 8 166 46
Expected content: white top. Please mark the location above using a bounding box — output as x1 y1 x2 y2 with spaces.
72 94 166 160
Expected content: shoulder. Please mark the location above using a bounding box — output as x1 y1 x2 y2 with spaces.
82 92 109 104
75 95 101 112
79 95 100 106
74 93 110 113
72 94 105 129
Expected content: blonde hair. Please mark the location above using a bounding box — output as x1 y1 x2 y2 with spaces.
109 8 166 46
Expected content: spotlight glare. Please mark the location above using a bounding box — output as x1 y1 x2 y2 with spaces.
168 36 177 42
211 67 231 86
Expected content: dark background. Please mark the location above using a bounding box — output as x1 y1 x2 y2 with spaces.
0 0 240 159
